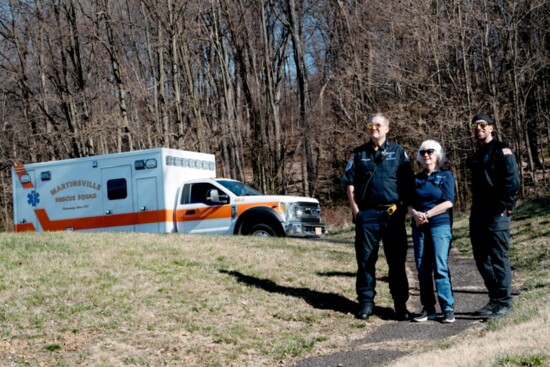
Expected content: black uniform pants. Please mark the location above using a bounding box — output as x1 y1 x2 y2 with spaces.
470 215 513 307
354 208 409 307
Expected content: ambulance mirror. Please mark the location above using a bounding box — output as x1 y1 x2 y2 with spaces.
207 189 220 202
207 189 229 204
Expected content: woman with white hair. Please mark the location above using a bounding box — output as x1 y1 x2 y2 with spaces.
408 140 456 323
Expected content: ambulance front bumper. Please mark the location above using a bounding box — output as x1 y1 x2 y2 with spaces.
284 221 327 238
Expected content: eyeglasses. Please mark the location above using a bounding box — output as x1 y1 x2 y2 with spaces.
420 149 435 156
367 123 382 130
470 121 490 129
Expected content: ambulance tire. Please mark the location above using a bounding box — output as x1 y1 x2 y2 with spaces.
248 223 279 237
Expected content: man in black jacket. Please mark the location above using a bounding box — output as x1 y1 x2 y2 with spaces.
342 113 415 321
468 113 520 319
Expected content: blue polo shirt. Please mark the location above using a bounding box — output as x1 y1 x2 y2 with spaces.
412 169 455 226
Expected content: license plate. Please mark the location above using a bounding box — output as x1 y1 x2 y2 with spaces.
315 227 322 235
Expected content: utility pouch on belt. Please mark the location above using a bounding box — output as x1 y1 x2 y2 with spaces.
387 204 397 215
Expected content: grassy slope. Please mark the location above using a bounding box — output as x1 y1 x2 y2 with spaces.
0 198 549 367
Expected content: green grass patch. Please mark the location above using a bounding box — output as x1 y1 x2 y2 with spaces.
494 352 548 366
44 344 62 352
268 334 326 358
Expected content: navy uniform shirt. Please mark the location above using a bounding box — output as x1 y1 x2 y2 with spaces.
469 138 520 216
341 141 414 209
412 169 455 226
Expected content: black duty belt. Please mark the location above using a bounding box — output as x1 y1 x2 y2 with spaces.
360 203 398 215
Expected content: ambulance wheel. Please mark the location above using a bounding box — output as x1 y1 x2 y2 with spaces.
249 223 278 237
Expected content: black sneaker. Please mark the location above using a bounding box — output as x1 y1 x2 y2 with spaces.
356 304 374 320
442 311 456 323
475 301 497 316
413 307 438 322
488 304 513 320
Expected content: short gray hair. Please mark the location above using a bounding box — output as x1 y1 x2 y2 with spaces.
368 112 390 126
416 140 446 166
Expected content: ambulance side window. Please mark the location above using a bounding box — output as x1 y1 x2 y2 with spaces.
107 178 127 200
189 183 218 205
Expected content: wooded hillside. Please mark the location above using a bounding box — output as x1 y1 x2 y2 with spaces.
1 0 549 231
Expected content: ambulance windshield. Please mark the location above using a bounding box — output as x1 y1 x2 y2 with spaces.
217 180 263 196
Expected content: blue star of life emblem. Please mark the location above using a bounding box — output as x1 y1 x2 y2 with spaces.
27 190 40 207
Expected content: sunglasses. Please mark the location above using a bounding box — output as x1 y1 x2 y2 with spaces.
420 149 435 156
367 123 383 130
470 121 490 129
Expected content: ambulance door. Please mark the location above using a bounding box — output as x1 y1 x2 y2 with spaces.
178 182 233 234
101 166 135 232
136 177 159 232
13 169 39 231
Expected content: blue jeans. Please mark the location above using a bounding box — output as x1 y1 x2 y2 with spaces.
412 224 454 312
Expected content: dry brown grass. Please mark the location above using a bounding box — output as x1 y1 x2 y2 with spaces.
0 232 384 366
390 297 550 367
1 197 549 366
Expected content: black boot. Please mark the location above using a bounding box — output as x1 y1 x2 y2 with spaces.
356 304 374 320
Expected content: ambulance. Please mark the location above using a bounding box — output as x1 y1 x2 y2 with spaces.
12 148 327 237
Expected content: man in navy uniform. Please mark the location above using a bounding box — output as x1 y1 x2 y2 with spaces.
469 113 520 319
342 113 415 320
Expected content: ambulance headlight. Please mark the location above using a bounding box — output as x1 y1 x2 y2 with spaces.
285 203 321 221
286 203 305 220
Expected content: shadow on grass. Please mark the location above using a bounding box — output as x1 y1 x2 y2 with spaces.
316 271 391 286
220 269 357 314
220 269 396 320
316 271 355 277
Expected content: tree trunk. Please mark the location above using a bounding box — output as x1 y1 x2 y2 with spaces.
99 0 133 152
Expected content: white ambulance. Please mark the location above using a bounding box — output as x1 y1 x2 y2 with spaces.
12 148 327 237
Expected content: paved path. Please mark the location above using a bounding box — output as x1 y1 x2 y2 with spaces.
291 244 496 367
